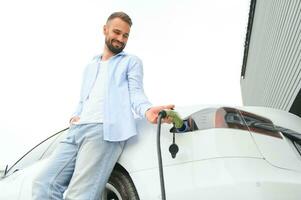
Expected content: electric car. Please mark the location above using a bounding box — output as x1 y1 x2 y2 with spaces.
1 105 301 200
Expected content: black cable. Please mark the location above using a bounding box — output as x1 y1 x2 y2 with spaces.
157 110 167 200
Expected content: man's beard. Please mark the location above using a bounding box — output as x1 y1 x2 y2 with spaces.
105 38 125 54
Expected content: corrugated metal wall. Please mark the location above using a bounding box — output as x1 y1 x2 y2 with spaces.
241 0 301 111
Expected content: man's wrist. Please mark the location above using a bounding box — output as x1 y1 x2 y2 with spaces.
144 106 152 118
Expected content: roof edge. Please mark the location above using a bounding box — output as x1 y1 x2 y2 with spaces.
241 0 257 79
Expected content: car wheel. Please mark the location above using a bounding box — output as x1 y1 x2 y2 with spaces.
101 169 139 200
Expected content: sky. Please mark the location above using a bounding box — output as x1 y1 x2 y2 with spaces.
0 0 250 167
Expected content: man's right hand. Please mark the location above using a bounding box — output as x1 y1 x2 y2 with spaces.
145 104 175 124
69 116 80 125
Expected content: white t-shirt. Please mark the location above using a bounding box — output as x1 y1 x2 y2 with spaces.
77 60 109 124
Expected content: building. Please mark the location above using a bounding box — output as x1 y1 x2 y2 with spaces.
240 0 301 117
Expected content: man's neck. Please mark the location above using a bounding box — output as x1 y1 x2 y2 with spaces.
101 46 115 61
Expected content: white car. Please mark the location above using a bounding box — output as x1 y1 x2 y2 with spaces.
1 105 301 200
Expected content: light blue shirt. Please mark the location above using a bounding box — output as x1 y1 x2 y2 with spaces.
72 52 152 141
78 60 109 123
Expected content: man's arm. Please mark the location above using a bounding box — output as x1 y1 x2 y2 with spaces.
127 56 153 117
69 63 92 125
127 56 174 123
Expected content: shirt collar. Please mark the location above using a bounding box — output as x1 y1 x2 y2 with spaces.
97 51 126 62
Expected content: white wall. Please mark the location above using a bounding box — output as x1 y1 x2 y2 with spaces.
241 0 301 111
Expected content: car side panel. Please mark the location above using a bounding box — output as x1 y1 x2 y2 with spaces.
0 170 26 200
130 158 301 200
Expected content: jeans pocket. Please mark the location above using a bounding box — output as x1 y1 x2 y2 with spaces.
69 123 78 130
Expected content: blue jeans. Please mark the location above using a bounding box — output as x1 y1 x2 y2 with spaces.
32 123 125 200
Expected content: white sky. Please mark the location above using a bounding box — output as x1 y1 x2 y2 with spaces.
0 0 250 167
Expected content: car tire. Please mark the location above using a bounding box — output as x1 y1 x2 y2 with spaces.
102 169 140 200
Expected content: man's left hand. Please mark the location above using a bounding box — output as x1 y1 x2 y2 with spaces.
145 104 175 124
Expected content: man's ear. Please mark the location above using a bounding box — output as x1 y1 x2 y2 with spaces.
103 25 107 35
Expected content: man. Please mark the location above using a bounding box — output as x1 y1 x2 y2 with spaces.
32 12 174 199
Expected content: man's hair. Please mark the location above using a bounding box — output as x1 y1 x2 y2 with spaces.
107 12 132 27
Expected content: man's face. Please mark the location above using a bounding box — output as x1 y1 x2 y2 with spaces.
103 18 130 54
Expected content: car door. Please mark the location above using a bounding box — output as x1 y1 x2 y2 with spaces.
0 128 67 200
